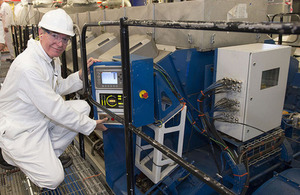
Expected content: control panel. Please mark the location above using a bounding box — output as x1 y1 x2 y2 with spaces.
90 57 155 127
99 93 123 109
91 62 124 124
94 66 123 89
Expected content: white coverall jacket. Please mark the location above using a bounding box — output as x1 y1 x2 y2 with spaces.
0 2 15 58
0 18 4 44
0 39 96 189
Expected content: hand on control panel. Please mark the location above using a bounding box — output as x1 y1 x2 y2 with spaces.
95 118 109 131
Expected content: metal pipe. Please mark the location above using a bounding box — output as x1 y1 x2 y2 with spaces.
18 26 23 52
14 26 20 56
11 26 17 57
120 17 135 195
249 162 282 183
71 35 79 72
278 16 283 45
81 24 95 95
88 96 124 124
61 51 67 79
36 25 39 39
15 26 20 56
32 24 38 40
24 25 29 48
25 176 34 195
80 19 300 93
79 130 85 158
80 21 120 95
71 34 84 157
61 51 71 101
124 19 300 34
271 13 300 23
22 26 27 51
31 25 35 39
80 21 119 159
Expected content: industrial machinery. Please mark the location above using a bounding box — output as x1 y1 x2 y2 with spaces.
90 56 154 127
91 61 124 123
88 42 298 194
81 2 300 194
4 0 300 194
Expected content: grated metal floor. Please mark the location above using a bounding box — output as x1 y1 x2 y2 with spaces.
0 146 113 195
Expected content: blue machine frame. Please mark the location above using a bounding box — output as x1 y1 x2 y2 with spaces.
89 47 300 195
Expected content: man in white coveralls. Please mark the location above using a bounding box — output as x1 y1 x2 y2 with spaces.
0 9 108 189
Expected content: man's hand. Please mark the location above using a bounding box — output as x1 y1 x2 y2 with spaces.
95 118 108 131
4 27 8 33
79 57 102 80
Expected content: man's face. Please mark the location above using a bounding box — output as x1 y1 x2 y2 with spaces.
39 28 70 58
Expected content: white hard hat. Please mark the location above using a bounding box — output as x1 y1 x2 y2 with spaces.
38 9 75 36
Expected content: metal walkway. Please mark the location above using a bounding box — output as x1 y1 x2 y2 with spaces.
0 145 113 195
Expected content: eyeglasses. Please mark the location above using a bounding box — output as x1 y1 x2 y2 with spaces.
43 29 70 45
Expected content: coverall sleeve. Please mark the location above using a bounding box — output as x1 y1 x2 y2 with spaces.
55 71 83 96
18 68 96 135
2 7 8 28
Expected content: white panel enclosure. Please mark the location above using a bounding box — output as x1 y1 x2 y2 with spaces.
215 43 291 141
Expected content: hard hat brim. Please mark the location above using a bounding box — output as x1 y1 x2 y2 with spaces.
39 23 75 37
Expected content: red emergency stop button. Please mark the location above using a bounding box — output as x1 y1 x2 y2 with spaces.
139 90 149 99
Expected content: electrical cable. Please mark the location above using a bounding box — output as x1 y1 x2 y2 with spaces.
198 92 232 153
220 152 225 173
186 113 236 160
209 139 223 183
240 159 249 195
178 173 191 182
154 64 239 171
181 96 204 115
215 119 284 135
282 118 293 127
186 113 232 181
152 67 255 193
204 78 298 194
186 120 195 152
153 63 182 100
196 80 241 163
197 77 285 194
239 136 284 195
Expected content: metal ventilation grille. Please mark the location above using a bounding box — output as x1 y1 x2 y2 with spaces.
1 146 113 195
